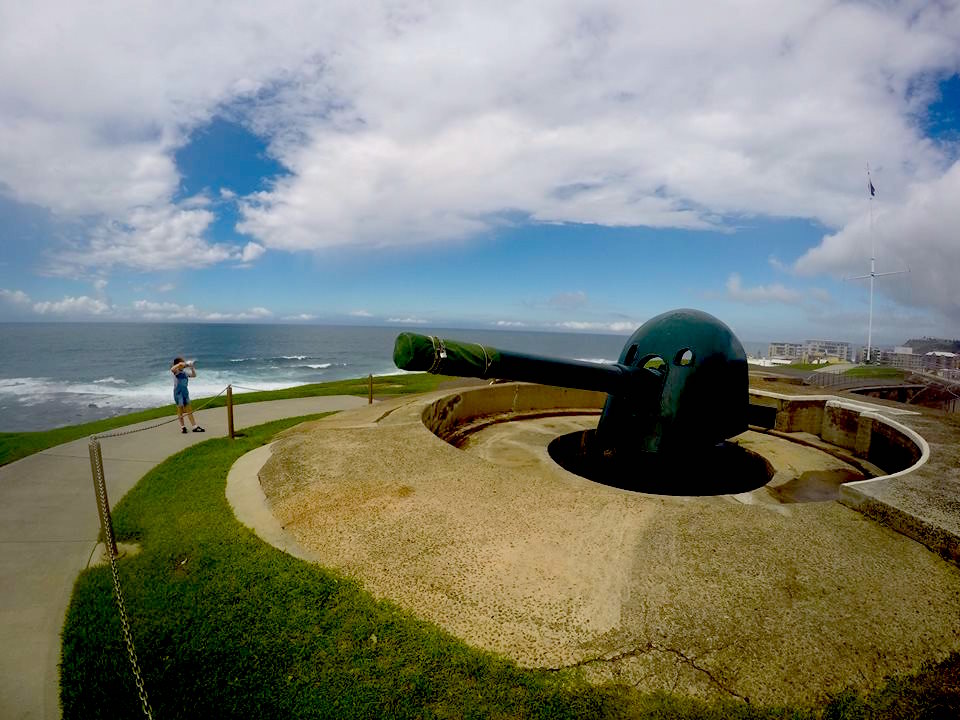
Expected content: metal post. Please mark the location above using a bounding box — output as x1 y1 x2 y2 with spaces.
368 373 373 404
226 384 235 439
88 439 118 558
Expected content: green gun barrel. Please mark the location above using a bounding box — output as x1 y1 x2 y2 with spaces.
393 332 658 396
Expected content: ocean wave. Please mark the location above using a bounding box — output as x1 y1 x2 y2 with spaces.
0 362 406 421
229 357 258 363
279 355 308 360
0 372 310 411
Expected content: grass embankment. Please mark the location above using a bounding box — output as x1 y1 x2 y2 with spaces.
0 373 449 467
842 367 907 380
61 418 960 718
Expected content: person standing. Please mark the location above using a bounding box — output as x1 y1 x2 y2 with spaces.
171 357 205 434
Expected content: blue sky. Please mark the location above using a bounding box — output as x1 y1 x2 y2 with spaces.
1 1 959 346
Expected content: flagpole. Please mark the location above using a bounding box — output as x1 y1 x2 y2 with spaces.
867 163 874 363
846 166 908 364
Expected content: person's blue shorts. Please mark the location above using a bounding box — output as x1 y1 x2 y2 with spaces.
174 384 190 407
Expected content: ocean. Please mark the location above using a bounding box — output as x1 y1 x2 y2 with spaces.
0 323 625 432
0 322 769 432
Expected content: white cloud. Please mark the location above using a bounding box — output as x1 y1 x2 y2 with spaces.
810 287 831 304
205 307 273 320
156 283 176 293
725 273 802 305
240 242 266 263
1 0 960 317
132 300 200 320
796 161 960 321
237 1 960 251
0 2 349 274
494 320 527 327
44 202 269 274
0 288 31 305
768 255 789 273
283 313 315 321
50 203 228 274
33 295 111 315
0 292 277 321
349 309 373 317
387 317 428 324
131 299 272 321
554 320 636 333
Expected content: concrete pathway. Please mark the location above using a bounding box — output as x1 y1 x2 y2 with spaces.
0 395 369 720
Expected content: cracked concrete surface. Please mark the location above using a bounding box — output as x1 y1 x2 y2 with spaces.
252 389 960 705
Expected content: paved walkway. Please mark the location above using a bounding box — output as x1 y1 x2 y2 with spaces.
0 395 369 720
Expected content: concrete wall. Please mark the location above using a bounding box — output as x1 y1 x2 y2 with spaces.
422 384 605 443
422 384 925 479
750 390 925 476
821 404 861 451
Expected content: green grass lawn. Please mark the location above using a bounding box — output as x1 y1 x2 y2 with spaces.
60 416 960 718
0 373 450 467
786 363 838 371
842 367 907 380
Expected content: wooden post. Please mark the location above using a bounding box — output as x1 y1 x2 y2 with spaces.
368 373 373 404
226 385 235 439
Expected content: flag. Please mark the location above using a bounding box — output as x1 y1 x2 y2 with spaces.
869 180 876 197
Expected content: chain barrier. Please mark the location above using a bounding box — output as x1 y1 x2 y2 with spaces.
90 437 154 719
93 385 229 440
228 384 274 393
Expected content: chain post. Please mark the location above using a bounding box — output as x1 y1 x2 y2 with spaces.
89 436 154 719
227 384 235 439
88 439 118 558
368 373 373 404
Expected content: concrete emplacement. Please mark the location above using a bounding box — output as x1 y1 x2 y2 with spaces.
229 383 960 706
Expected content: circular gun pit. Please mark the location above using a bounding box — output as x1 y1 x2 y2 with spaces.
252 384 959 705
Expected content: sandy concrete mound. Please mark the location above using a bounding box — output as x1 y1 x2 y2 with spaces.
255 387 960 705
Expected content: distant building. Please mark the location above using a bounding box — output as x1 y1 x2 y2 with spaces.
890 348 923 371
873 347 958 372
769 340 852 363
858 346 892 364
925 351 959 371
804 340 852 363
768 342 803 360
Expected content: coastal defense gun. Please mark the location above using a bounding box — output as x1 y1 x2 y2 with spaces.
393 308 748 458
